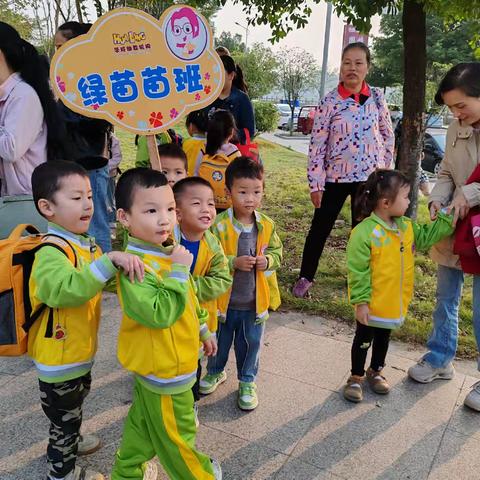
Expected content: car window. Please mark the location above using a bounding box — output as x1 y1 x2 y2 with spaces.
431 133 446 151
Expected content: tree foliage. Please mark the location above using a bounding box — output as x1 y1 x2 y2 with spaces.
0 0 34 40
215 31 245 53
233 42 279 99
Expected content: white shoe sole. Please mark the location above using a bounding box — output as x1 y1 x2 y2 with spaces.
199 373 227 395
408 369 454 384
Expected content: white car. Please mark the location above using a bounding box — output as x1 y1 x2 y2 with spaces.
275 104 299 130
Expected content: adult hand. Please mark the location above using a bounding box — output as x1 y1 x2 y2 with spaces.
310 190 323 209
429 201 442 221
234 256 256 272
107 252 145 283
447 192 470 226
355 304 369 326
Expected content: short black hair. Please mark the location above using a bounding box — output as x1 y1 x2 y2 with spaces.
115 167 168 212
225 156 264 190
158 143 187 171
32 161 88 216
173 176 213 204
185 109 209 133
435 62 480 105
342 41 371 65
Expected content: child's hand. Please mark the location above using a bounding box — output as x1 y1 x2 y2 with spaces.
171 245 193 269
255 255 268 271
355 304 369 325
202 336 217 357
234 256 256 272
107 252 145 283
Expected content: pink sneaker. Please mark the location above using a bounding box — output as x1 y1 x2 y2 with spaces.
292 277 312 298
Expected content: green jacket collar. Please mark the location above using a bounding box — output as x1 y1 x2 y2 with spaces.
369 213 407 232
127 235 176 257
47 222 93 248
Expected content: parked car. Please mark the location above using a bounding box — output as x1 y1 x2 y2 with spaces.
275 104 299 130
422 128 446 175
296 105 317 135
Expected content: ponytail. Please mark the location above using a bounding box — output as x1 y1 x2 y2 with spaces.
233 64 248 93
0 22 66 160
205 109 236 155
355 169 409 221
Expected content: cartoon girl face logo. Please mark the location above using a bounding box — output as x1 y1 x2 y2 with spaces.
165 7 208 61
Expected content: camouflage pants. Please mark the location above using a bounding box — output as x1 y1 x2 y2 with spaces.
39 372 91 479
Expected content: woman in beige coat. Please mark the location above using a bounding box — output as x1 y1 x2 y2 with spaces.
408 63 480 412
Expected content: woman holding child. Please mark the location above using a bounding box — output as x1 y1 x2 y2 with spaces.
293 42 394 298
408 63 480 411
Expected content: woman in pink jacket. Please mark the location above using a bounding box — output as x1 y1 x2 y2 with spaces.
293 42 394 298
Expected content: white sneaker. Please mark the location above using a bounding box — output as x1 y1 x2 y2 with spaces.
78 433 101 456
194 402 200 428
211 458 222 480
464 381 480 412
61 466 105 480
143 461 158 479
408 359 454 383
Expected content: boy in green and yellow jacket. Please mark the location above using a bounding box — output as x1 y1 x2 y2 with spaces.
199 157 283 411
29 161 144 480
112 168 222 480
172 177 232 423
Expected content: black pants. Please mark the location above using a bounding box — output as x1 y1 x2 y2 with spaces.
39 372 91 478
300 182 362 281
351 322 392 376
191 359 202 402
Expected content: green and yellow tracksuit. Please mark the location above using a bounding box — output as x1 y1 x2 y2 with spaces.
347 212 454 330
211 209 283 323
173 225 232 334
28 222 117 383
183 135 206 176
112 236 215 480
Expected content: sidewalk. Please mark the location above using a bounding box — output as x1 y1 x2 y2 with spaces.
1 294 479 479
260 132 310 155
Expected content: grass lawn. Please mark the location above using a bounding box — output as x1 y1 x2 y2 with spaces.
115 128 476 359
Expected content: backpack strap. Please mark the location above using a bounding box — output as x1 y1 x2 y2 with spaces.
21 236 77 335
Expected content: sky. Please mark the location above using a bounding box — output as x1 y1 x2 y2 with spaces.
84 1 381 71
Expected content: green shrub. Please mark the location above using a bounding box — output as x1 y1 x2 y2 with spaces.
253 101 279 134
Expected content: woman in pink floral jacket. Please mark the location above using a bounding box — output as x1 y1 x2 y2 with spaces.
293 42 394 298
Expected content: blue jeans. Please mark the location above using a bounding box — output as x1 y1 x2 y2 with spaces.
206 309 265 383
88 166 111 253
423 265 480 369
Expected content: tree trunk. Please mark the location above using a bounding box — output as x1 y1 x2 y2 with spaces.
75 0 84 22
400 0 426 219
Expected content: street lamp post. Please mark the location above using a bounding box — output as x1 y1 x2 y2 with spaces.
235 21 249 51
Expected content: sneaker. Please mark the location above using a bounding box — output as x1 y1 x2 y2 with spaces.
343 375 364 403
408 359 454 383
77 433 101 456
292 277 312 298
199 371 227 395
194 402 200 428
366 367 390 394
464 380 480 412
211 458 222 480
238 382 258 410
63 466 105 480
142 461 158 479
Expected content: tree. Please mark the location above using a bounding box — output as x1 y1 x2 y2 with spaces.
369 13 478 107
233 42 278 99
277 47 319 135
215 31 245 53
228 0 480 217
0 0 33 40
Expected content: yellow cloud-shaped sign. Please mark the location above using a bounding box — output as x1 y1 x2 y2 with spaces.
50 6 224 134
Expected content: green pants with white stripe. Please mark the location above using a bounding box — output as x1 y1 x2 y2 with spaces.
111 378 215 480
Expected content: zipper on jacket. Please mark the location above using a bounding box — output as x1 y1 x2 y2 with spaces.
89 237 97 261
399 233 404 321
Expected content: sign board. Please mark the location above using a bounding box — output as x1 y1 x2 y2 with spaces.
342 24 369 51
50 6 225 136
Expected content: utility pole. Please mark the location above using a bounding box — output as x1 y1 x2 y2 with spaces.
235 21 249 51
319 2 333 100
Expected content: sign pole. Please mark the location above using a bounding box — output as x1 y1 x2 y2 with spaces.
146 135 162 171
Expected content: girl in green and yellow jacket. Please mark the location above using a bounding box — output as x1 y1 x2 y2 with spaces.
344 169 454 403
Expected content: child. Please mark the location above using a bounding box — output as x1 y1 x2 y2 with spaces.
172 177 232 422
344 169 454 403
112 168 222 480
159 142 188 187
199 157 282 410
194 109 241 211
30 161 144 480
183 109 208 176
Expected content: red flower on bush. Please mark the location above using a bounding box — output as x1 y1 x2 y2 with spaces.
204 85 211 94
149 111 163 127
116 111 125 120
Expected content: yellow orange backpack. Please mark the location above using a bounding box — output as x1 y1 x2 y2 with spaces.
196 148 239 210
0 224 77 356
